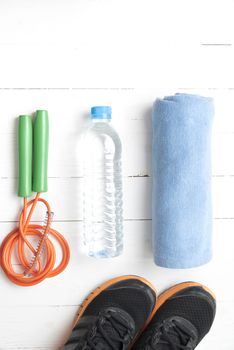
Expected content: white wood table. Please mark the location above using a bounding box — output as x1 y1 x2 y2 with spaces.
0 1 233 349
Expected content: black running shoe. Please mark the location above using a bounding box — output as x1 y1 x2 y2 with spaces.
133 282 216 350
63 275 157 350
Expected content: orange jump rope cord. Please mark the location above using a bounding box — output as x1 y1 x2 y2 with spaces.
0 193 70 286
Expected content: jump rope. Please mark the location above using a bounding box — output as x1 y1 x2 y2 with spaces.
0 111 70 286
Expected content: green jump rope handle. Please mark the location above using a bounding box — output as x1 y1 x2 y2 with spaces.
18 116 33 198
32 110 49 193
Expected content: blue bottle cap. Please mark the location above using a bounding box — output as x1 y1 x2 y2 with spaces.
91 106 112 119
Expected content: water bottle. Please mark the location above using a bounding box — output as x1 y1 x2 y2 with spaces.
82 106 123 258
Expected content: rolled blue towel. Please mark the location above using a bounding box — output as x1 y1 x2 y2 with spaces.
152 93 214 268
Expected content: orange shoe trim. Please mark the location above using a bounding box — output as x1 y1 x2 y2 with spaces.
155 281 216 313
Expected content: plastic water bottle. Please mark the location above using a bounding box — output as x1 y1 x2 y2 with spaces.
82 106 123 258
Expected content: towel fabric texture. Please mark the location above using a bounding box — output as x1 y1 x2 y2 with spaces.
152 93 214 268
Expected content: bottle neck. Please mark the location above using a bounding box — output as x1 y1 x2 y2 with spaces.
91 118 111 123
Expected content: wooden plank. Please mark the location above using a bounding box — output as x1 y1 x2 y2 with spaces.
1 118 234 178
0 176 233 221
0 89 234 181
0 1 233 88
0 219 232 307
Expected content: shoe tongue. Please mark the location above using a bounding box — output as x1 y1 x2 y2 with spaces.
155 336 178 350
92 307 135 350
152 318 196 350
153 332 179 350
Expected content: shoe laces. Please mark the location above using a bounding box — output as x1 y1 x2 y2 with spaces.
150 319 195 350
79 309 133 350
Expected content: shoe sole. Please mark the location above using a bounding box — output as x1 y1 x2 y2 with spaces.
73 275 158 342
155 281 216 313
